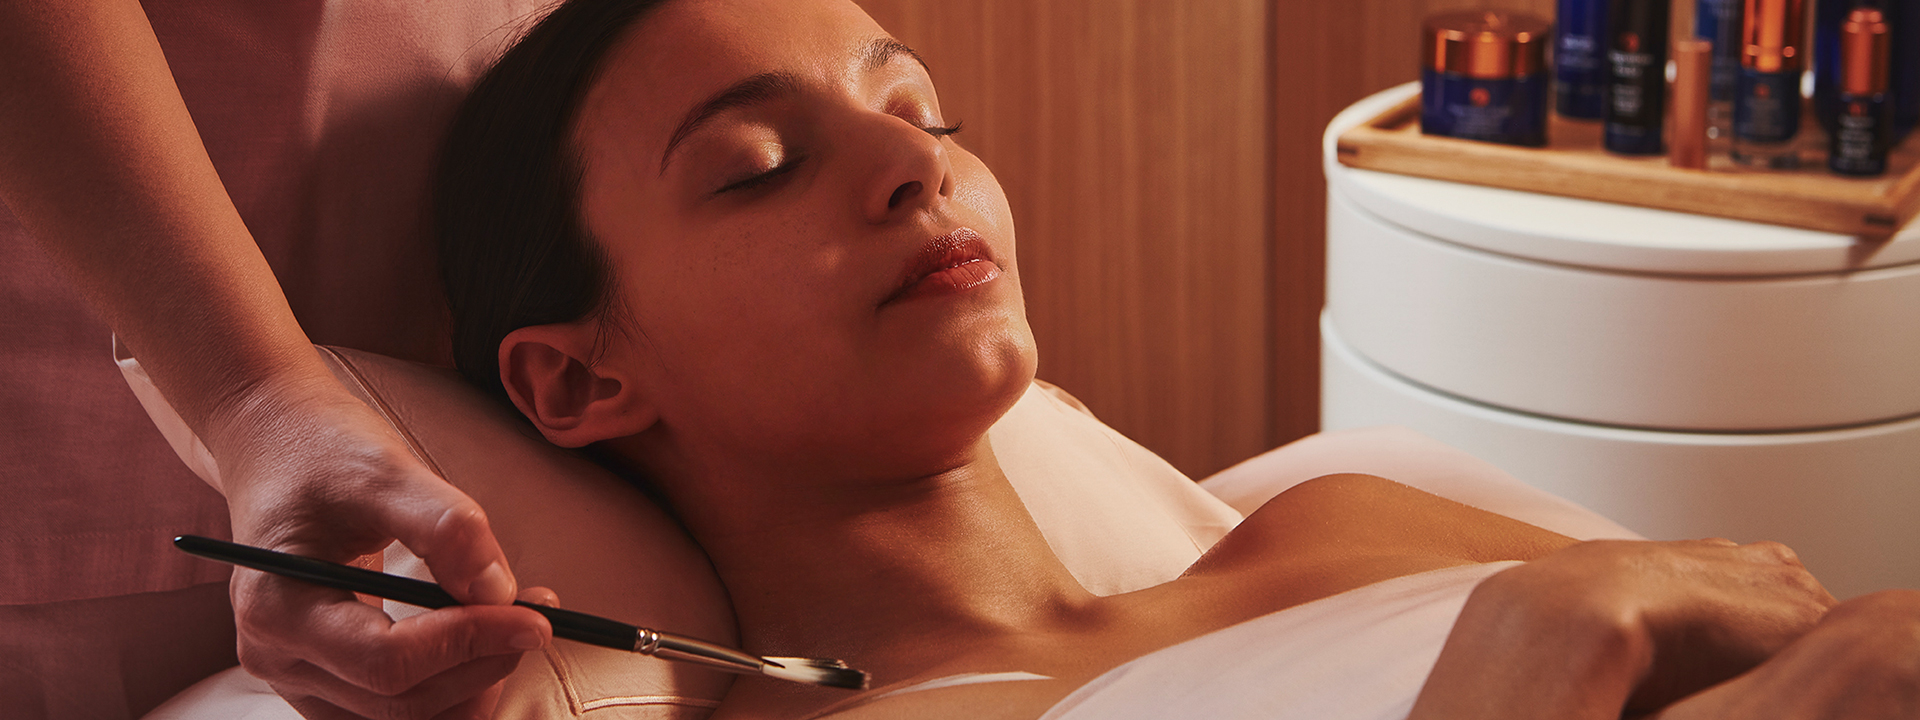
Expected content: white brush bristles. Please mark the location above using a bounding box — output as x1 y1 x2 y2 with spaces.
761 657 871 689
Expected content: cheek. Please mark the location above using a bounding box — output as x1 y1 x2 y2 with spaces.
950 150 1015 243
618 217 859 379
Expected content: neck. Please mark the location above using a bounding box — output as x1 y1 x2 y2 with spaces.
636 435 1096 687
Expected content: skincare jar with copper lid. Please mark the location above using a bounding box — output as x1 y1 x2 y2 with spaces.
1420 10 1552 147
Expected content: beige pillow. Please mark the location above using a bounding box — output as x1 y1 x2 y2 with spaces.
118 344 1241 717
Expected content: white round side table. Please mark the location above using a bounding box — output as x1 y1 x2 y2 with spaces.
1322 83 1920 599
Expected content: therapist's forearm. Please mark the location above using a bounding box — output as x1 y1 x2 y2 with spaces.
0 0 337 457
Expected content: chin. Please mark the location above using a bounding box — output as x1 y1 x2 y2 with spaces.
944 296 1038 419
865 314 1037 465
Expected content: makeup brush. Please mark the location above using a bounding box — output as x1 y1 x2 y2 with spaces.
174 535 868 689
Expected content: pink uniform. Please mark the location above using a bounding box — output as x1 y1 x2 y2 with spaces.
0 1 546 715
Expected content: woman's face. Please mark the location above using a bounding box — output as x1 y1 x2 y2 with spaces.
571 0 1036 475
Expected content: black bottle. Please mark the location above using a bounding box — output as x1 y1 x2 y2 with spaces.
1604 0 1671 154
1831 7 1894 176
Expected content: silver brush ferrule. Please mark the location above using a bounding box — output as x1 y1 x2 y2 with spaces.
633 628 767 676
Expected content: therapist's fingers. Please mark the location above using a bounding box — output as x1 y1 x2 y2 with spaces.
220 393 519 609
519 585 560 608
282 590 557 719
376 481 520 607
237 577 550 691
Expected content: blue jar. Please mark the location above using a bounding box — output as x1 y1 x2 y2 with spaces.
1421 11 1553 147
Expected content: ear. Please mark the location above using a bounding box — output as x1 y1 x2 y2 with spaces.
498 323 656 447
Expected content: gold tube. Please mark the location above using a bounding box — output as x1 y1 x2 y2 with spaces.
1670 38 1712 169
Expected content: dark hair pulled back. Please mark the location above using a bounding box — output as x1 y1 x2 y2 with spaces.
435 0 670 404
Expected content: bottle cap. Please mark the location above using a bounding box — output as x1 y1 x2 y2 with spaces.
1423 11 1551 79
1742 0 1807 73
1840 7 1891 95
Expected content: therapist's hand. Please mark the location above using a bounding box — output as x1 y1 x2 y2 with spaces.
210 375 552 720
1514 539 1836 714
1649 589 1920 720
1412 539 1835 720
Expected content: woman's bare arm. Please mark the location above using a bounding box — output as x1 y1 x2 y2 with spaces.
0 2 548 717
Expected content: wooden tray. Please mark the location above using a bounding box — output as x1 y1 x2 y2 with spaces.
1335 94 1920 238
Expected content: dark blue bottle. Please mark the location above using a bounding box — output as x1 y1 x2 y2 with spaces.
1695 0 1742 103
1735 70 1803 142
1695 0 1743 137
1732 0 1807 168
1557 0 1611 118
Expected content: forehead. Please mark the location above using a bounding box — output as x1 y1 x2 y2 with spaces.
575 0 889 153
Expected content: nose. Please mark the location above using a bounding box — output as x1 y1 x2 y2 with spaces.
857 115 954 224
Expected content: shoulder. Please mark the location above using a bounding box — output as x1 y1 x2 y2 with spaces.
1183 474 1576 594
1243 473 1571 557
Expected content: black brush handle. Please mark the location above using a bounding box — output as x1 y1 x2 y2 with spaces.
174 535 639 652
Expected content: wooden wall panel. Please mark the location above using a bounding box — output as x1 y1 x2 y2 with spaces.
1269 0 1555 452
858 0 1272 478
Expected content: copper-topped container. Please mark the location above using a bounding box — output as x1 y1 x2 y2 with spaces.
1420 10 1552 147
1841 8 1892 96
1742 0 1808 73
1733 0 1810 165
1423 11 1552 80
1830 7 1895 176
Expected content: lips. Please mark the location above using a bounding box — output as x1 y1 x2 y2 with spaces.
881 228 1002 306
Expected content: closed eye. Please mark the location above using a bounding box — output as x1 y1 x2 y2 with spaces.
923 121 962 138
715 155 806 195
712 122 955 196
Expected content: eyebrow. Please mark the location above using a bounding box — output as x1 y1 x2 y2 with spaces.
863 37 928 74
659 71 803 174
657 38 930 174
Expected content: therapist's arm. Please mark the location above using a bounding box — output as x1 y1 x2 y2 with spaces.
1409 539 1834 720
0 1 548 718
1650 589 1920 720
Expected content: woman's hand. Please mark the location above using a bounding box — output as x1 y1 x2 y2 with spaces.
1410 539 1835 720
211 375 553 720
1649 589 1920 720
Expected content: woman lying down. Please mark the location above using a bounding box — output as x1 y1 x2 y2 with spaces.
429 0 1920 717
